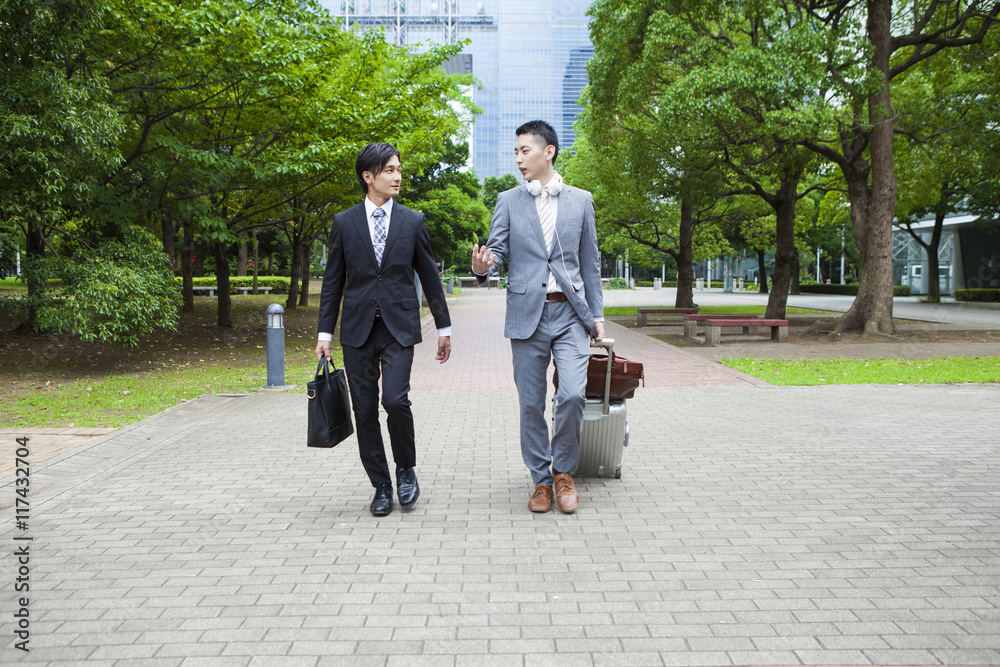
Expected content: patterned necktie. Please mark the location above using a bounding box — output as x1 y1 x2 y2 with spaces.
372 207 387 265
538 188 558 293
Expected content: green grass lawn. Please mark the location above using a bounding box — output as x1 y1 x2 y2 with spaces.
604 305 828 316
2 295 341 428
0 277 61 292
722 356 1000 385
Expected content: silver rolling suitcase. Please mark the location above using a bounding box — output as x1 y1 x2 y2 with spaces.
553 339 630 479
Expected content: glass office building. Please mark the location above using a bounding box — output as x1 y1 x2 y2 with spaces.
318 1 593 180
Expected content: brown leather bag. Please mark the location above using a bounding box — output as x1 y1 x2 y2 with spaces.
554 350 644 400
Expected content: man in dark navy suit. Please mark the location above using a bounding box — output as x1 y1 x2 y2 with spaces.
316 143 452 516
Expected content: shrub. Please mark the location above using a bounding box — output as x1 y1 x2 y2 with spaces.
797 283 911 297
30 228 181 347
603 277 632 290
954 288 1000 302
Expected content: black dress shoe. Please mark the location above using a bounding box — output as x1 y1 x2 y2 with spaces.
396 467 420 509
370 483 393 516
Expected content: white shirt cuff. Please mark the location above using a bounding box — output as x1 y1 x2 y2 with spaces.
317 332 333 342
438 327 452 337
594 317 604 323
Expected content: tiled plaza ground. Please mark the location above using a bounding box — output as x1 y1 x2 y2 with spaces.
2 289 999 665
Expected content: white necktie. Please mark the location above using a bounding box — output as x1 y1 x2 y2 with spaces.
539 189 558 293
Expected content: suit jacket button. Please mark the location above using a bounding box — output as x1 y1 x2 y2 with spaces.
377 275 382 281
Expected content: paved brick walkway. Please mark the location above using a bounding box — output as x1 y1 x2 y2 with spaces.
2 289 999 666
411 290 768 390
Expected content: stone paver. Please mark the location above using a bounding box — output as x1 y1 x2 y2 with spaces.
2 288 999 665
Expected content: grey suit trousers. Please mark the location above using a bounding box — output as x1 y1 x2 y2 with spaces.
511 300 590 486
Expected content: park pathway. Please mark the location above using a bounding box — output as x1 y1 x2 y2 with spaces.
1 288 999 666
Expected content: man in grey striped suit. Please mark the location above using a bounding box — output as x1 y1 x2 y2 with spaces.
472 120 604 513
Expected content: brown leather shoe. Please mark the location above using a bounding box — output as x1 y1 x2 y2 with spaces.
528 483 553 513
553 473 578 513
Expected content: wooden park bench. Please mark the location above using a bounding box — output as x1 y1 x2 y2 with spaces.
683 313 760 338
636 307 698 327
703 318 789 346
236 286 273 295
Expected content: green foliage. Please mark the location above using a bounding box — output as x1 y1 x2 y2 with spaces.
404 139 489 265
603 277 632 290
481 174 520 212
722 357 1000 386
0 0 123 232
27 228 181 347
954 289 1000 303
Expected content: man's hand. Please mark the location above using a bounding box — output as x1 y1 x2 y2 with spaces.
471 244 495 275
593 321 605 342
436 336 451 364
315 340 332 361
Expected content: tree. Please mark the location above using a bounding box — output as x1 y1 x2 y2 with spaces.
1 0 123 330
405 138 490 271
563 131 730 308
792 0 999 333
582 0 831 315
482 174 520 213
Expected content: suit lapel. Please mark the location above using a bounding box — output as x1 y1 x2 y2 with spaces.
349 204 379 270
382 201 405 266
517 186 547 252
550 186 572 259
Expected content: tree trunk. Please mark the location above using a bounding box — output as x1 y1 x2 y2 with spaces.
757 249 768 293
298 242 311 307
214 241 232 328
252 229 259 294
836 0 896 336
926 211 944 303
791 254 800 293
673 194 697 308
237 231 248 276
161 214 177 271
286 239 301 310
181 222 195 313
19 219 46 331
907 210 945 303
765 173 799 320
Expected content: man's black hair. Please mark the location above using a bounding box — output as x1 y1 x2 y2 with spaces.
515 120 559 164
355 143 401 194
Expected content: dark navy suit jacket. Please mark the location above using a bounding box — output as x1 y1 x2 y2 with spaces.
318 200 450 348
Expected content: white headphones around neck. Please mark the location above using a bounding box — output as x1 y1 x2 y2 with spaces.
526 172 564 197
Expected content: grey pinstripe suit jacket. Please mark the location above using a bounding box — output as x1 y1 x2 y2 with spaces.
480 184 603 339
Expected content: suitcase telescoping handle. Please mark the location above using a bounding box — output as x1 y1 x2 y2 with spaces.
591 338 614 416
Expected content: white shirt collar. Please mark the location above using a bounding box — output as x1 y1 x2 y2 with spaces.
364 196 392 221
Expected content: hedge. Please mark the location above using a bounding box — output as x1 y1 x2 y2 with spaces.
798 283 911 297
954 288 1000 302
175 276 291 294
